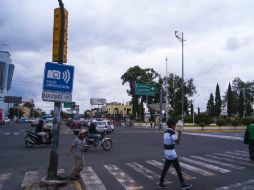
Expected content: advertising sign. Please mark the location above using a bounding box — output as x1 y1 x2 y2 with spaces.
90 98 106 105
4 96 22 103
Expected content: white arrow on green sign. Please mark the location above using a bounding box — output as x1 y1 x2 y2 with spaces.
134 82 156 96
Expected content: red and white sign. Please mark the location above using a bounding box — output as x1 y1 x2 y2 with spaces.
0 109 3 122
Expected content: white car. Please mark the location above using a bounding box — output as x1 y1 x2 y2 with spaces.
94 120 114 134
3 117 10 124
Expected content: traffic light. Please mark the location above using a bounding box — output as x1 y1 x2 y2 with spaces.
52 7 68 63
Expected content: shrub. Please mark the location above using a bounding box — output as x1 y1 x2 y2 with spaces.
216 118 226 126
241 116 253 126
231 119 240 130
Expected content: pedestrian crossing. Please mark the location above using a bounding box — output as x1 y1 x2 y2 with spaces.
0 149 252 190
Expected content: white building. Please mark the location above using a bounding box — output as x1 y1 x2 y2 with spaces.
0 51 15 117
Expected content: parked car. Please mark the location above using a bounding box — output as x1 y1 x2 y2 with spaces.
1 117 11 125
94 120 114 134
30 118 39 127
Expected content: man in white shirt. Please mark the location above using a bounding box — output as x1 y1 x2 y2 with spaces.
159 119 192 189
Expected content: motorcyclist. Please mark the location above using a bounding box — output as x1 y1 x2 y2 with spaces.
35 120 50 143
88 122 100 145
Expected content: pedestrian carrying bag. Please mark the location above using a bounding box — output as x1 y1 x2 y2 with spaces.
244 130 249 144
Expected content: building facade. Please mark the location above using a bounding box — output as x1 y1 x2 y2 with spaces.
0 51 15 117
105 102 132 116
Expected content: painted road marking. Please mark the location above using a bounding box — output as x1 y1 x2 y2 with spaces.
104 164 143 190
21 171 40 190
214 179 254 190
80 167 107 190
14 132 20 135
224 151 249 157
3 132 10 136
214 153 250 161
0 173 12 190
126 162 171 184
179 162 215 176
185 133 243 140
235 150 248 154
206 154 254 167
179 157 230 173
146 160 195 180
190 156 244 169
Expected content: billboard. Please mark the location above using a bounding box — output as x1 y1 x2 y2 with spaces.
90 98 106 105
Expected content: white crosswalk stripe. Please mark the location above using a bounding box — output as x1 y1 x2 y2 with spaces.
190 156 244 169
145 160 195 180
179 157 230 173
0 173 12 190
179 162 215 176
214 179 254 190
213 153 250 161
206 154 254 167
104 164 143 190
234 150 249 154
14 132 20 135
224 151 249 157
126 162 171 184
80 167 107 190
3 132 10 135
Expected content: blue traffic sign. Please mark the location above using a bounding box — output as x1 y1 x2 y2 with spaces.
43 62 74 93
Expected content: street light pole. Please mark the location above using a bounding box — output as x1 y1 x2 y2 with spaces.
165 57 169 122
175 31 185 125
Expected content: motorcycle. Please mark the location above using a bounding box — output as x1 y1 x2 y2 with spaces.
84 132 113 151
24 130 52 148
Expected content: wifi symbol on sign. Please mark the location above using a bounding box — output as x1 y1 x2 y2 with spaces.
62 69 71 84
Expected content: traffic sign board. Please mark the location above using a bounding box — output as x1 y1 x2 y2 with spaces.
43 62 74 93
134 82 156 96
64 102 75 108
42 91 72 102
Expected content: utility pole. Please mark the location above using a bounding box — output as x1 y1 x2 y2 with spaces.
175 31 185 125
159 75 163 130
47 0 67 180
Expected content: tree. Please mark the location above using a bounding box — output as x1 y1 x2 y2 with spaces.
8 108 24 120
227 82 233 117
166 73 196 118
121 66 160 120
215 83 222 117
207 93 215 117
23 102 35 118
239 90 244 118
232 77 254 117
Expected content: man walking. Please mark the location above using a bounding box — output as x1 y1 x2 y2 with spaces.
158 119 192 189
245 121 254 161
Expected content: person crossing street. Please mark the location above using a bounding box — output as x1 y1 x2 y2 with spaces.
158 119 192 189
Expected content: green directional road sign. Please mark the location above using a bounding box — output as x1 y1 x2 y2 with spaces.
64 102 75 108
134 82 156 96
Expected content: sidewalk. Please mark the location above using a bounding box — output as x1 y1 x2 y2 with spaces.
130 123 246 132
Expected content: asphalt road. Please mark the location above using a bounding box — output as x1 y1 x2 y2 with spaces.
0 123 253 190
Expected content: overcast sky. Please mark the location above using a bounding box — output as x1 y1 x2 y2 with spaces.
1 0 254 113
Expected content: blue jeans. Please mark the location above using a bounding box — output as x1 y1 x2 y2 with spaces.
88 134 100 145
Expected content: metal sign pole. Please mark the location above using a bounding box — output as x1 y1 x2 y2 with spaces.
47 0 65 180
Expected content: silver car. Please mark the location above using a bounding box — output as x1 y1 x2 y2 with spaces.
94 120 114 134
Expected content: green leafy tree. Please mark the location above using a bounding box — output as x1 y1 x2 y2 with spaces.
166 73 196 118
207 93 215 117
121 66 159 120
215 83 222 117
239 90 244 118
8 108 24 120
232 77 254 117
227 82 233 117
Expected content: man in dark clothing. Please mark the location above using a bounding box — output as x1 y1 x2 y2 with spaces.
245 122 254 161
158 119 192 189
88 122 100 145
